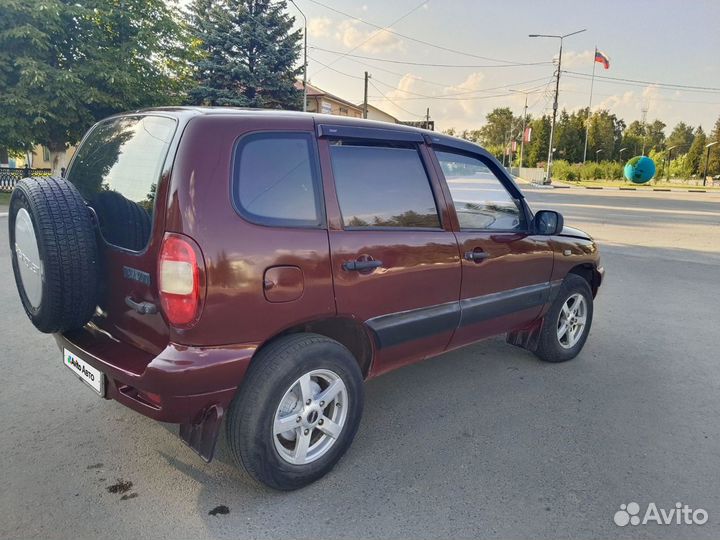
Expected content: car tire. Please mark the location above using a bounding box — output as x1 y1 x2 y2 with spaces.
534 274 593 363
90 190 151 251
226 333 364 491
8 177 99 333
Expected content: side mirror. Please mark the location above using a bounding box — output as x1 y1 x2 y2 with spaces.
533 210 564 235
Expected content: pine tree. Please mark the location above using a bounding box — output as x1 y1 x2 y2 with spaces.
188 0 303 109
686 126 706 175
707 116 720 177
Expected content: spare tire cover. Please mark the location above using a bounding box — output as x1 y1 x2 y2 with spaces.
8 177 99 333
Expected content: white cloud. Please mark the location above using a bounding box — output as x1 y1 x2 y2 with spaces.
558 49 595 69
372 72 495 125
308 17 332 38
335 20 404 54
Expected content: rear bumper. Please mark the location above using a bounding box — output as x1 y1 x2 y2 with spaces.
55 326 256 424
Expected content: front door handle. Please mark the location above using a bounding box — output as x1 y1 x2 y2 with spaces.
464 250 490 263
342 259 383 272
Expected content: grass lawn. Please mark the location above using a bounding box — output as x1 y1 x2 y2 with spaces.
0 191 11 207
559 180 720 191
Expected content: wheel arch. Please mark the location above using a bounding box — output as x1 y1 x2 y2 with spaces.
568 263 601 297
252 317 375 379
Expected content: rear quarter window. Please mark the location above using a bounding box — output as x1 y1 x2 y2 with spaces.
232 132 323 227
67 115 177 251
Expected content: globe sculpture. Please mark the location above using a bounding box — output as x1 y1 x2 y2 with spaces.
624 155 656 184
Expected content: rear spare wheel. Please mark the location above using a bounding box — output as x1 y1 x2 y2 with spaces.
8 177 99 333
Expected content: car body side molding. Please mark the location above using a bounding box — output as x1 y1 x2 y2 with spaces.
366 301 461 349
367 281 563 349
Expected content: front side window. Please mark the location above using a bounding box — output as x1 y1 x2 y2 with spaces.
329 143 441 229
435 150 523 231
67 115 177 250
234 133 321 226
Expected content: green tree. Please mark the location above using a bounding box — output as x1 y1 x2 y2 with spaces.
645 119 666 154
587 110 619 162
526 115 550 167
666 121 694 154
0 0 192 174
477 108 518 149
686 126 706 175
621 121 644 157
706 116 720 178
188 0 302 109
554 109 586 163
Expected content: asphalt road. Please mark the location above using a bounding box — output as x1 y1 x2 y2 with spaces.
1 188 719 540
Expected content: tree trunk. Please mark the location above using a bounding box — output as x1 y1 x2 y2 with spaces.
50 148 67 176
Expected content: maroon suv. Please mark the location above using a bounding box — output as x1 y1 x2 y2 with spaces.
9 108 603 490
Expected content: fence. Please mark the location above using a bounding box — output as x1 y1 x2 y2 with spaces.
0 167 52 192
508 166 546 184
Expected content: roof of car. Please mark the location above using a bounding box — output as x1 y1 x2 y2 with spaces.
133 105 436 136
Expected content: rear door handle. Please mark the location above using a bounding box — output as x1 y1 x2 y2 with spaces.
125 296 158 315
342 259 383 272
464 250 490 263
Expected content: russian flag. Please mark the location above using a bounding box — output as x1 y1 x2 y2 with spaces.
595 49 610 69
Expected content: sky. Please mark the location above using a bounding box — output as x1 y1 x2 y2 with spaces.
284 0 720 133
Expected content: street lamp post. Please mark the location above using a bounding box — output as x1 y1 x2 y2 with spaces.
703 141 718 187
595 149 603 162
665 145 678 182
289 0 307 112
618 147 628 162
529 28 586 185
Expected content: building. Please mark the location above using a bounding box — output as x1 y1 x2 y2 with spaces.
361 104 399 124
297 82 363 118
6 144 77 172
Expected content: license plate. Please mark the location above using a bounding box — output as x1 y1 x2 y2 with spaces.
63 348 104 396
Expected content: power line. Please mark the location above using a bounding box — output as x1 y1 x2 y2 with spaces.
305 0 551 66
310 45 552 68
368 79 425 119
564 70 720 94
370 76 553 101
309 55 553 102
310 0 429 77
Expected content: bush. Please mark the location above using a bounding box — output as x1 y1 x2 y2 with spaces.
551 160 576 181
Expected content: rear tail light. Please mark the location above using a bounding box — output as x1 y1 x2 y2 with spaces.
158 233 204 327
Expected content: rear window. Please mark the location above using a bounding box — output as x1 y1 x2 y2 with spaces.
67 115 176 251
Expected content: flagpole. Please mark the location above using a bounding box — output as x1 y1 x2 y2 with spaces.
582 47 598 164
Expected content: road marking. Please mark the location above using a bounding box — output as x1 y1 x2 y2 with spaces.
0 212 7 218
546 202 720 217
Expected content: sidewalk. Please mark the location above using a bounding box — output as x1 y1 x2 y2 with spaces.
514 176 716 193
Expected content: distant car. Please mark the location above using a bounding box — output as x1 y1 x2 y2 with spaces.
8 108 603 490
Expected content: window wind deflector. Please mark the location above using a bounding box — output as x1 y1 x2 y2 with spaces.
317 124 424 143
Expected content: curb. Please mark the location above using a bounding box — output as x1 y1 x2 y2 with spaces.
546 184 716 193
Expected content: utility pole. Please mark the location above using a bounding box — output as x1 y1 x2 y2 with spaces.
529 29 586 185
519 94 528 170
509 89 530 171
641 105 648 155
703 141 718 186
426 107 430 129
289 0 307 111
363 71 370 119
666 145 678 181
